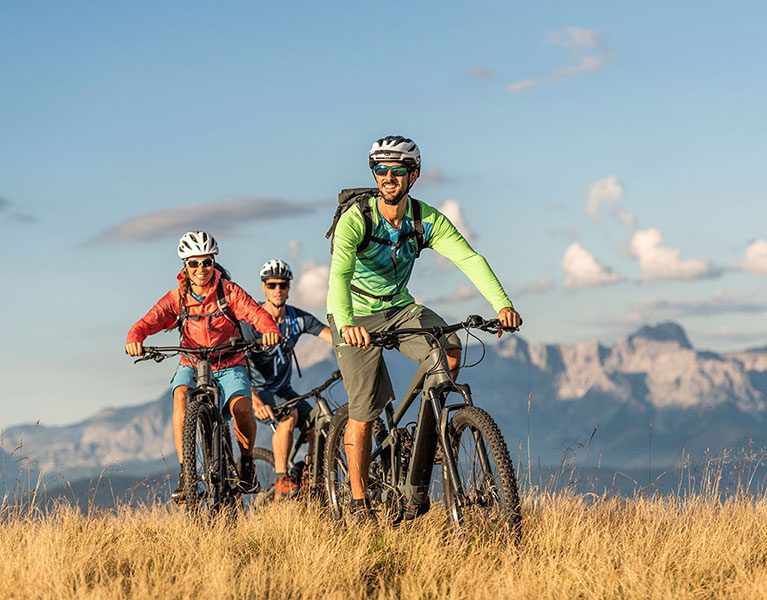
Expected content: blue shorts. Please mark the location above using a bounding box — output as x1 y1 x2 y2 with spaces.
171 365 251 411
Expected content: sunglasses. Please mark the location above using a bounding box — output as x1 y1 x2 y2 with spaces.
265 282 290 290
186 258 214 269
373 164 410 177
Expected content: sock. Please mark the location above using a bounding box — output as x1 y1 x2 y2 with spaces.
275 472 286 478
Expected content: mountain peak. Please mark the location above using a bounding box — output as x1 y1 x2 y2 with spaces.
629 322 692 349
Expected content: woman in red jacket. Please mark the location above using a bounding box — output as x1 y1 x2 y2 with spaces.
125 231 281 500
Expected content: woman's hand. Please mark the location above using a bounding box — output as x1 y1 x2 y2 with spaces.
125 342 144 356
261 331 281 347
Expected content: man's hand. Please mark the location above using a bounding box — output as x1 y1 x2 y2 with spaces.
341 325 371 348
253 398 276 421
497 307 522 335
125 342 144 356
261 331 281 347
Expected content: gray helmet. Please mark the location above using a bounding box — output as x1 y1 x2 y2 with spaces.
368 136 421 170
177 231 219 259
260 258 293 281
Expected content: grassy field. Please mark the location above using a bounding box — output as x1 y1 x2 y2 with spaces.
3 492 767 599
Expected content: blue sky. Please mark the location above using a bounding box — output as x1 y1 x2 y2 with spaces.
2 0 766 426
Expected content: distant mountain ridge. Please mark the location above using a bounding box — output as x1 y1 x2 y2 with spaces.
3 322 766 489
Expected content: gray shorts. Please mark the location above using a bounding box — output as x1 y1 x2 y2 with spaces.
328 304 462 422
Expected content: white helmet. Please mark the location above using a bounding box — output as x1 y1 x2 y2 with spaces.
368 136 421 170
177 231 219 259
260 259 293 281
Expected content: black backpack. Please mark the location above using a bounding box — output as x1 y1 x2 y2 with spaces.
325 188 427 257
325 188 428 302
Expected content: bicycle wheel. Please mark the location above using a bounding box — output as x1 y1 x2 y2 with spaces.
252 447 276 503
182 397 218 511
443 406 522 539
220 424 242 511
324 404 392 521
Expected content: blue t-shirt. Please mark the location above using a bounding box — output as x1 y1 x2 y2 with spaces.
240 305 326 394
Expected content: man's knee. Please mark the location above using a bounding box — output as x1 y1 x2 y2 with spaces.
276 409 297 431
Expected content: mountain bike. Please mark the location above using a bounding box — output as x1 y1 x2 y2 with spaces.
133 339 260 513
252 370 342 502
324 315 522 538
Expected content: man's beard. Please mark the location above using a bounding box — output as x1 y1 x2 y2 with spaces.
382 184 410 206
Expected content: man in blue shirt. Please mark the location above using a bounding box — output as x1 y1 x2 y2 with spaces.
241 259 333 498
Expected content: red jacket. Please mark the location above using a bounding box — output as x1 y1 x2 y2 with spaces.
126 270 279 370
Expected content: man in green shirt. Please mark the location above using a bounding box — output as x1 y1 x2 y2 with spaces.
327 135 522 520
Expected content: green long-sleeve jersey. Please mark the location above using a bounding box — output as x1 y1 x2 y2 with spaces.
327 195 513 332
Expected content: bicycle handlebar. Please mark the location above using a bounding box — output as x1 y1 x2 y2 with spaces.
367 315 520 349
268 370 342 422
132 338 261 364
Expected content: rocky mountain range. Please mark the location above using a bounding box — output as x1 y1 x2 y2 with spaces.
3 322 766 494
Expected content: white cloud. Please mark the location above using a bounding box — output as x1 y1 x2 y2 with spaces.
507 27 609 94
741 240 767 275
439 199 475 244
551 55 606 79
601 291 767 333
514 278 555 296
426 284 480 305
293 335 333 370
93 197 315 243
547 27 603 52
506 79 537 93
629 228 715 281
419 168 453 186
547 224 580 242
288 239 302 260
292 261 329 309
468 68 494 78
585 175 636 229
561 243 620 289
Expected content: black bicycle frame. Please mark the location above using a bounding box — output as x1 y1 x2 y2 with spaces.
267 371 341 484
372 339 478 506
186 359 234 500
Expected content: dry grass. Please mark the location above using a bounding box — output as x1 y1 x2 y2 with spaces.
2 493 767 599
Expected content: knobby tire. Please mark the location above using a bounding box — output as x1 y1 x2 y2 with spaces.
444 406 522 541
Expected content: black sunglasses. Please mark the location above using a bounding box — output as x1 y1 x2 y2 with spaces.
265 282 289 290
373 164 410 177
186 258 214 268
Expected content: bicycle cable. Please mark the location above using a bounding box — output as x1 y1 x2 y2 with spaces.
458 325 487 370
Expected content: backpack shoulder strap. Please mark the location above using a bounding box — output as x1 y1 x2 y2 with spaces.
355 195 374 254
177 291 188 334
216 281 244 338
410 197 427 257
327 188 378 254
